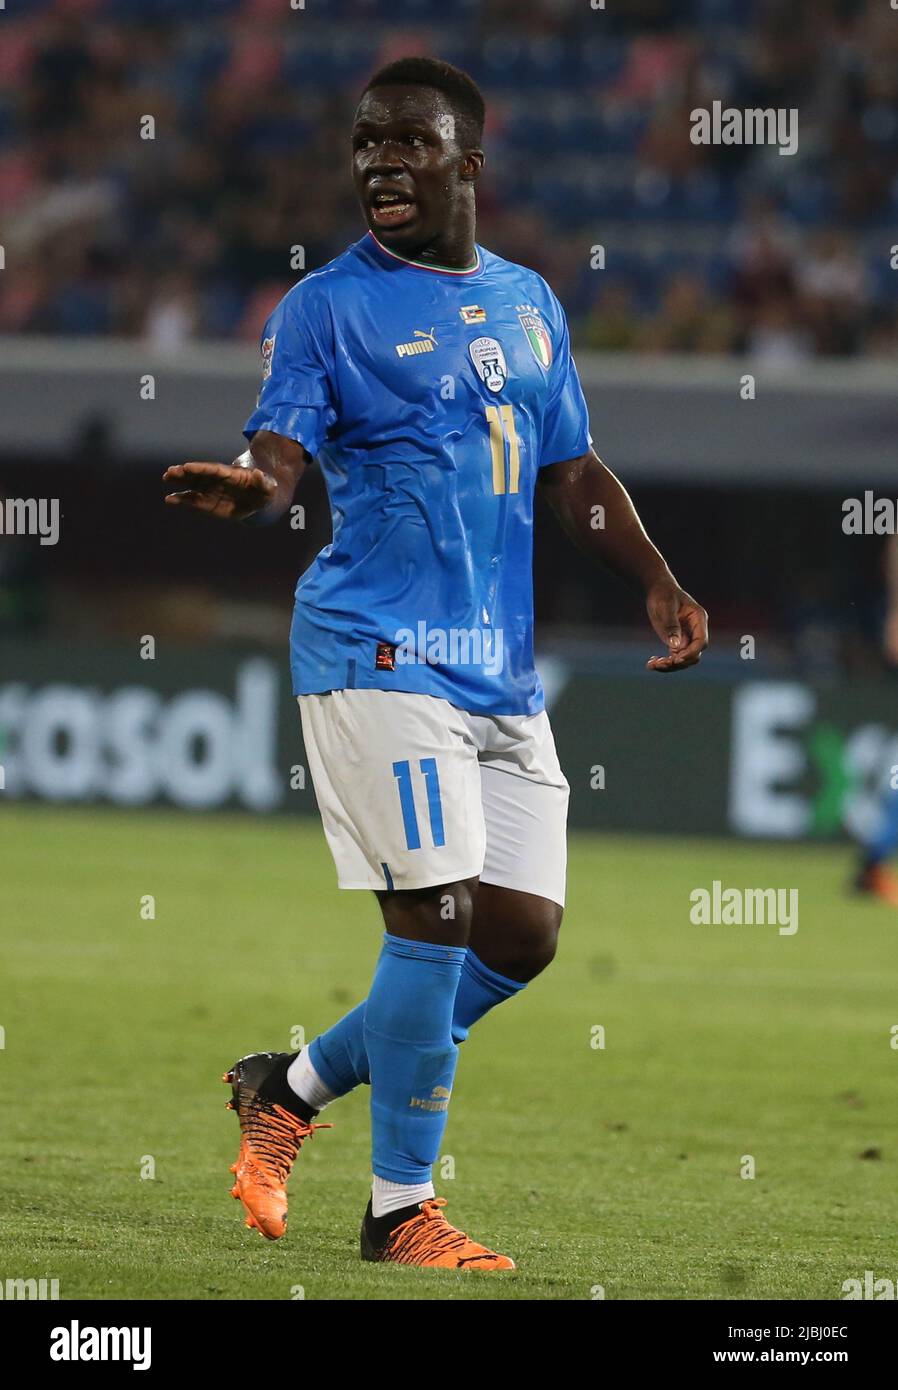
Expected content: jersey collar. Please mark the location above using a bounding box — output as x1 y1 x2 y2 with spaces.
365 231 482 277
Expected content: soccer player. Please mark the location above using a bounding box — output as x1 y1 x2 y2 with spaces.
854 532 898 905
164 57 709 1271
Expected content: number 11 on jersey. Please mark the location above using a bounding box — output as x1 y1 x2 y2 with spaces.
485 404 521 495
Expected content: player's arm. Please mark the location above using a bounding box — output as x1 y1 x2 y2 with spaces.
538 449 709 672
162 430 308 524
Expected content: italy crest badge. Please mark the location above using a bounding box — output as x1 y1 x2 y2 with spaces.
517 308 552 369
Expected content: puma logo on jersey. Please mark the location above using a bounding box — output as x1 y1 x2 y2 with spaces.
396 328 438 357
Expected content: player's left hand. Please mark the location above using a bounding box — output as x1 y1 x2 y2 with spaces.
645 581 709 673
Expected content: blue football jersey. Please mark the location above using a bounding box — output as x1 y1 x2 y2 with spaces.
243 232 591 715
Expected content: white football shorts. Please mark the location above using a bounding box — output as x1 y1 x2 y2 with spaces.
298 689 569 906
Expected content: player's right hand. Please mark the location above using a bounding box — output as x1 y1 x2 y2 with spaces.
162 461 277 522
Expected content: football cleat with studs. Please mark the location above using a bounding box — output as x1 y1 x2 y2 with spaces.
223 1051 330 1241
360 1196 515 1271
855 863 898 907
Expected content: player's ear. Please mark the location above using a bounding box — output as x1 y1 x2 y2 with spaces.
460 149 484 182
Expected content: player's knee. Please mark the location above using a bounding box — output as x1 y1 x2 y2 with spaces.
515 905 562 980
376 876 478 947
490 900 562 982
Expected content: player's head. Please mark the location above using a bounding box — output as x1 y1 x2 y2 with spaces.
353 57 485 257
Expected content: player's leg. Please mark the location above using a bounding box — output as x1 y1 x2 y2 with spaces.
292 885 561 1125
297 689 485 1219
453 707 569 1041
286 691 482 1129
288 887 560 1101
364 873 475 1235
232 704 564 1263
357 709 565 1268
300 691 514 1265
225 690 504 1264
854 782 898 904
453 884 562 1043
290 708 568 1104
357 873 512 1269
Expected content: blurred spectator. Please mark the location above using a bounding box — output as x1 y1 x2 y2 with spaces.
745 294 813 367
583 283 640 351
0 0 894 357
796 228 871 356
638 272 736 354
143 270 200 349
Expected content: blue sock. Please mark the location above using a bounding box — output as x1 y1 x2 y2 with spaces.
364 932 465 1184
867 786 898 864
308 949 528 1096
451 948 526 1044
309 1002 369 1095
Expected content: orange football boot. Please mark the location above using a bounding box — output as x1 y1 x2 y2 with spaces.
361 1197 515 1271
855 863 898 907
223 1052 331 1240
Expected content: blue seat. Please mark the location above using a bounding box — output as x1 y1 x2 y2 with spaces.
784 176 833 225
579 37 626 86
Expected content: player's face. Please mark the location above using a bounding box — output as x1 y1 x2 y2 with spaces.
352 85 480 255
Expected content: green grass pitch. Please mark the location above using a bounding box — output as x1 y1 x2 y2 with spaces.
1 804 895 1301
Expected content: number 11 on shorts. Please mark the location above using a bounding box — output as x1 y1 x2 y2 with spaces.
392 757 446 850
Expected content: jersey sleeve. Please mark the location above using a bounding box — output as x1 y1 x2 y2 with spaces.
243 282 337 455
539 296 592 468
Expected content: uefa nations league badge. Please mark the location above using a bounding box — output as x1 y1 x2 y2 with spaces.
468 336 508 393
